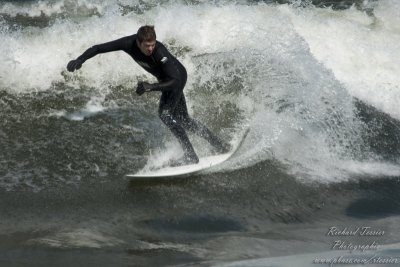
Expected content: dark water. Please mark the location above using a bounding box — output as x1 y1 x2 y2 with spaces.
1 0 400 266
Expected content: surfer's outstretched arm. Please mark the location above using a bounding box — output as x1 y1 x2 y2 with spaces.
67 36 132 72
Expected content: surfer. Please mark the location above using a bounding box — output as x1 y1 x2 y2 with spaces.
67 25 230 166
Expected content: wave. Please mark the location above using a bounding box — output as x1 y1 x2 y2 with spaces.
0 0 399 191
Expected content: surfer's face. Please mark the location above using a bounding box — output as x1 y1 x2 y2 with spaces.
138 40 156 56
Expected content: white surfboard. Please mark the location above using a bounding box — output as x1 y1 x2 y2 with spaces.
125 129 249 179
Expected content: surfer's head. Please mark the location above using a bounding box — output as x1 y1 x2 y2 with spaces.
137 25 156 56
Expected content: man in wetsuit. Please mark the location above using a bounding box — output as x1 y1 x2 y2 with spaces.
67 25 230 165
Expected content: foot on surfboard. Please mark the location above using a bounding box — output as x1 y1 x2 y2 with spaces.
168 156 199 167
212 142 232 155
126 129 249 179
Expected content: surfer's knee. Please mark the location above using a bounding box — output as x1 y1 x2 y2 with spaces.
159 109 177 126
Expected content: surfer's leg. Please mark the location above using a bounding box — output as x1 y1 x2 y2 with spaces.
175 95 231 154
159 92 199 164
185 118 231 154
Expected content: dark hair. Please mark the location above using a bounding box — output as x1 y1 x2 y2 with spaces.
137 25 156 43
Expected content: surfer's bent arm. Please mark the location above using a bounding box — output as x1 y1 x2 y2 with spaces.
144 45 184 93
145 79 177 93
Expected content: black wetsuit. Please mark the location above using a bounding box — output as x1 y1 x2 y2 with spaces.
75 34 229 162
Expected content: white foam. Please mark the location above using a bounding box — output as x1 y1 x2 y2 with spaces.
0 0 107 18
28 228 125 248
340 160 400 177
55 96 106 121
284 1 400 120
140 140 184 171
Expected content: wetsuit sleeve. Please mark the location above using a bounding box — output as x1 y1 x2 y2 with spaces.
77 36 132 63
147 45 183 92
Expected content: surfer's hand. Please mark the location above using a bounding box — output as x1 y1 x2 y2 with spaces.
136 82 152 95
67 59 83 72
